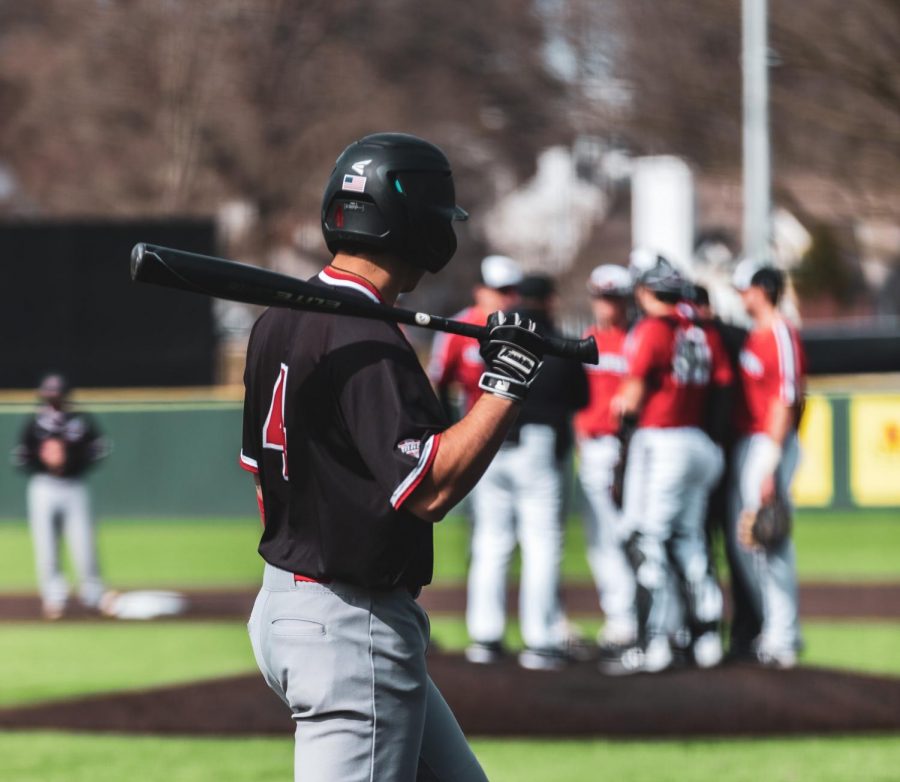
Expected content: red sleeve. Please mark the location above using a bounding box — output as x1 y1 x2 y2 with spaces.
626 319 667 379
707 327 734 387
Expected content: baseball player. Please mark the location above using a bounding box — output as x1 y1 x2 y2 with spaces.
684 284 760 656
241 132 547 781
574 264 639 656
459 274 589 670
606 254 733 674
728 261 806 667
427 254 523 419
12 374 112 620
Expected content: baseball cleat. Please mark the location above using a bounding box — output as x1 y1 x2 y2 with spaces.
755 647 798 670
598 645 645 676
517 647 569 672
692 632 724 668
42 604 65 621
643 637 674 673
464 641 505 665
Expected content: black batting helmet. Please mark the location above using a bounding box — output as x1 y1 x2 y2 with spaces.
321 132 468 273
634 253 685 298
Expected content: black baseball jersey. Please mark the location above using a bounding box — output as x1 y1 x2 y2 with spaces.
240 268 448 591
14 407 109 478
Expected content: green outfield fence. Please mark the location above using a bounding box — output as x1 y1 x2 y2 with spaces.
0 387 897 518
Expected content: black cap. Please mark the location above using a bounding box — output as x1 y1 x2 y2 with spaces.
518 274 556 301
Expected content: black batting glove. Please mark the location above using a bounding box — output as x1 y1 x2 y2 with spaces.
478 311 545 403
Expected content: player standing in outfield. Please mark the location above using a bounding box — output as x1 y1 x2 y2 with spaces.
12 374 112 620
606 254 733 675
728 261 806 668
427 254 523 418
462 274 589 670
574 265 639 657
241 132 547 781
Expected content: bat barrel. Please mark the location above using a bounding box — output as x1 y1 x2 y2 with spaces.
544 334 598 364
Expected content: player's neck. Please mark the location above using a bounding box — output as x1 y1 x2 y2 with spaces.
754 306 780 330
329 253 402 305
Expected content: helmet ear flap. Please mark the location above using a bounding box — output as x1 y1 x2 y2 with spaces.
323 198 391 254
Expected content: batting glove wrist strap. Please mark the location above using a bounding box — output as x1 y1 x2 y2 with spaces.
477 311 545 404
478 371 530 403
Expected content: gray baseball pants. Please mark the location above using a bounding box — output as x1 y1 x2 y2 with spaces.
727 432 802 657
249 563 488 782
27 474 105 612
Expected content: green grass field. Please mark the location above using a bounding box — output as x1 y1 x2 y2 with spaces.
0 510 898 592
0 510 897 781
1 732 898 782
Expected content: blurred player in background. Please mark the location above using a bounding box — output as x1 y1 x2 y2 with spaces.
729 261 806 668
685 284 759 657
428 255 523 418
574 264 639 658
606 254 732 675
458 273 589 670
12 373 112 620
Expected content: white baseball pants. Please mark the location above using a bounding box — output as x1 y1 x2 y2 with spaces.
623 427 724 643
728 432 802 657
578 435 637 639
27 474 105 612
466 424 566 651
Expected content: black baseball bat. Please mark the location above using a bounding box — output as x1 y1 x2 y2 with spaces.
130 243 599 363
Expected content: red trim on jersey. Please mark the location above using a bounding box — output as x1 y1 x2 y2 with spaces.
319 266 385 303
255 489 266 527
239 452 259 474
391 432 442 510
294 573 333 584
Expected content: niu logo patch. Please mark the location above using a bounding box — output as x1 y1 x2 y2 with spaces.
396 439 421 459
740 349 764 378
497 346 535 375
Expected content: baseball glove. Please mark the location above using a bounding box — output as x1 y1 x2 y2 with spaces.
739 495 792 551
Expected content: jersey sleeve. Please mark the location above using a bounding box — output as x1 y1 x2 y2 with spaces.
626 319 667 379
239 338 261 474
11 419 40 472
81 414 111 463
333 328 448 511
772 321 802 405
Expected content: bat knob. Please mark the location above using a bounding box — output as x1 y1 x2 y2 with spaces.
130 243 146 281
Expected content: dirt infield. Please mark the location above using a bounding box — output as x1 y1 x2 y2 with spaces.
1 581 898 622
1 653 898 738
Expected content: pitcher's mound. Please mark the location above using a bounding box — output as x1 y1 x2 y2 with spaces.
1 654 897 737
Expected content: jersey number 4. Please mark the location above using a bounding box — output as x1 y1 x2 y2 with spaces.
263 364 289 480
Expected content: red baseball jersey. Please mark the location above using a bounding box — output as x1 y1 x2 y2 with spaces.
626 313 733 429
574 325 629 438
427 306 487 412
734 318 806 435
